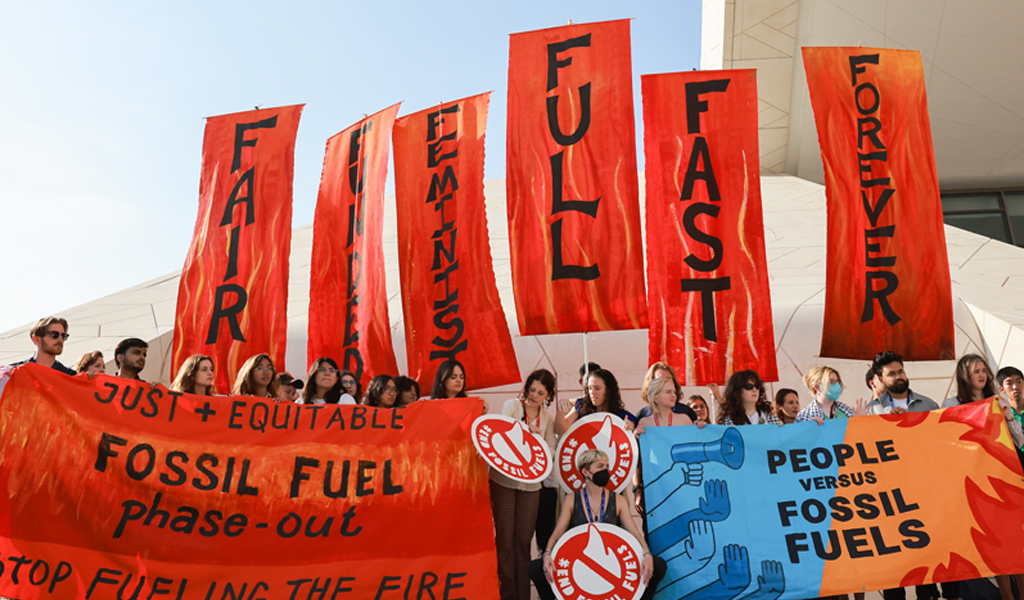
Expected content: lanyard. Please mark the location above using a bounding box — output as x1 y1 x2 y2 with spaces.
583 487 606 524
653 410 673 427
523 407 540 429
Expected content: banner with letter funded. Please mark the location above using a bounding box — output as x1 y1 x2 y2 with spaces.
506 19 648 335
639 402 1024 600
803 47 954 361
393 93 520 391
308 104 401 386
0 363 500 600
173 104 303 393
642 69 777 385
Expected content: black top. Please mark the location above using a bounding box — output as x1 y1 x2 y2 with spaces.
636 402 699 422
571 488 618 527
10 357 77 376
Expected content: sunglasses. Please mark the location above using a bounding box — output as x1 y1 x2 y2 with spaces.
42 331 70 341
742 383 759 391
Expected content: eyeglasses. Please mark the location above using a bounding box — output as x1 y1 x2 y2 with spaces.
42 331 70 341
341 379 357 386
318 367 339 375
742 383 758 391
255 366 273 372
384 385 398 393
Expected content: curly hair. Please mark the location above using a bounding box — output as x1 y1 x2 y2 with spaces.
719 370 771 425
580 369 625 418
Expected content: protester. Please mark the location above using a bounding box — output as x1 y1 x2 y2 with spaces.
688 394 710 424
556 368 637 432
943 354 998 407
638 377 695 430
73 351 106 375
170 354 216 395
866 366 887 404
430 359 467 399
340 370 362 405
491 369 556 600
554 362 601 435
773 388 800 424
866 351 938 415
302 358 350 405
530 448 665 600
394 376 420 406
276 372 303 403
231 354 278 399
364 375 399 408
797 366 865 423
114 337 148 381
9 317 77 375
534 372 561 556
996 366 1024 453
718 370 780 425
635 362 698 423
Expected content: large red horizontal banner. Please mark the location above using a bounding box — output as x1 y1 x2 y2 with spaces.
0 364 499 600
642 69 777 384
802 47 954 361
393 93 520 391
506 19 648 334
173 105 303 393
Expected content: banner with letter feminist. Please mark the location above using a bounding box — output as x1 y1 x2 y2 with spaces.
393 94 520 391
642 69 777 385
506 19 648 335
803 47 954 361
639 402 1024 600
173 104 303 393
0 364 500 600
308 104 401 386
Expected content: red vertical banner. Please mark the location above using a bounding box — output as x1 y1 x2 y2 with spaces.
803 48 954 360
172 105 303 393
506 19 648 335
308 104 401 385
642 70 777 384
393 94 521 391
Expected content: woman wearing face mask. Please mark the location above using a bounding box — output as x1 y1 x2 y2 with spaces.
529 449 666 600
773 388 801 424
719 370 780 425
491 369 557 600
797 366 866 423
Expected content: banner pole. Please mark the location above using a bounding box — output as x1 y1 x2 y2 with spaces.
583 331 590 388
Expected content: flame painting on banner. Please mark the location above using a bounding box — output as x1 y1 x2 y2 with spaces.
642 70 777 385
506 19 648 335
308 104 401 386
803 47 954 361
173 105 303 393
393 93 521 391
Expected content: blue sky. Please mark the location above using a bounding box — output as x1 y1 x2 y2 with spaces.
0 1 701 334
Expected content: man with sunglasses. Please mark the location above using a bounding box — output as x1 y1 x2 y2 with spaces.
9 317 77 376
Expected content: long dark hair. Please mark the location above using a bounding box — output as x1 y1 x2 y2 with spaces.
339 369 362 402
364 375 397 407
955 354 997 404
720 370 771 425
430 359 467 399
520 368 557 406
305 357 345 404
580 369 625 418
395 376 420 406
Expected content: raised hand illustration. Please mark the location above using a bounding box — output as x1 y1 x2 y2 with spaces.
662 519 717 577
679 544 751 600
649 480 731 554
737 560 786 600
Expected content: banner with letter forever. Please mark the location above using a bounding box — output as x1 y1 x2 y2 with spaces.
642 69 777 385
803 47 954 361
639 402 1024 600
0 364 500 600
506 19 648 335
308 104 401 385
172 105 303 393
393 93 520 391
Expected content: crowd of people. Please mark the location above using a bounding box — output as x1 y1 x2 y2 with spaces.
6 315 1024 600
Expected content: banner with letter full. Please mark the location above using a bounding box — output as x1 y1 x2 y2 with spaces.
308 104 401 385
173 104 303 393
393 93 520 391
639 401 1024 600
803 47 954 361
506 19 648 335
641 69 777 385
0 363 500 600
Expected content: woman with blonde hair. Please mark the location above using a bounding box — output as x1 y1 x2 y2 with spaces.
635 362 698 424
797 366 865 423
170 355 216 395
231 354 278 399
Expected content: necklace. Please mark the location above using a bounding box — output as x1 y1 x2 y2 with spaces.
653 409 673 427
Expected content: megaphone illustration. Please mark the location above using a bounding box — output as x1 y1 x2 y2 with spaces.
670 427 744 469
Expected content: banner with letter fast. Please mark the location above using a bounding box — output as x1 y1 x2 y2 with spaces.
308 104 401 386
0 363 500 600
802 47 954 361
506 19 648 335
639 402 1024 600
393 93 520 391
173 105 303 393
642 69 777 385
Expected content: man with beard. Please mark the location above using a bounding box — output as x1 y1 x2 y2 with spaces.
9 316 77 376
866 350 938 415
114 337 148 381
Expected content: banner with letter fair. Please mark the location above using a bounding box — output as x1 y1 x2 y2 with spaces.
639 403 1024 600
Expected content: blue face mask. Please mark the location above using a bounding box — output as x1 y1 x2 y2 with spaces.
825 382 843 401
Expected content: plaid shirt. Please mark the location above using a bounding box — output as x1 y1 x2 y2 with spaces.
795 400 854 422
723 410 781 425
